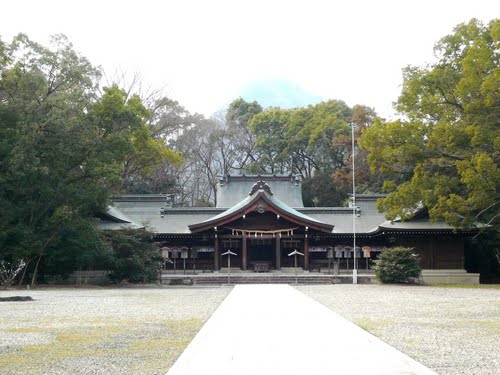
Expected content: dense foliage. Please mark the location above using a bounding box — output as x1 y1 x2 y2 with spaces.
0 34 180 284
360 19 499 229
374 247 421 284
103 229 162 283
164 98 379 206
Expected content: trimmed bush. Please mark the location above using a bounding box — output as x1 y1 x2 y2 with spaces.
102 229 162 283
374 247 421 284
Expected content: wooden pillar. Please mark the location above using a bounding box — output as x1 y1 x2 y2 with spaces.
275 237 281 270
242 236 247 271
429 239 435 269
214 236 219 270
304 236 309 270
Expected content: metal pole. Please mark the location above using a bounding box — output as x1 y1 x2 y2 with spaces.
352 122 358 284
222 250 236 285
294 253 298 285
288 249 303 285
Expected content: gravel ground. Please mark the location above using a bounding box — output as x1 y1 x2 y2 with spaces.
1 285 498 375
297 284 500 375
0 287 231 375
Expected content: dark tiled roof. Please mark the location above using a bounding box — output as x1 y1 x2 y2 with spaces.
100 181 463 235
189 189 333 233
216 175 304 208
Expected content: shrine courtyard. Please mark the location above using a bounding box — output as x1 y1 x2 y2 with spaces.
0 284 498 375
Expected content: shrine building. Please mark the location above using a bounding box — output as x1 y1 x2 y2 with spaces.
100 175 480 283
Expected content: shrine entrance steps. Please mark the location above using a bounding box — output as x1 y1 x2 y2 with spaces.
167 285 437 375
160 271 376 285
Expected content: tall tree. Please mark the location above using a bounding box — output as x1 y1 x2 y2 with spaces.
359 19 499 228
249 108 291 174
0 34 181 283
248 100 352 178
226 98 263 171
0 34 106 283
169 115 240 206
86 85 184 191
333 104 383 196
125 97 197 195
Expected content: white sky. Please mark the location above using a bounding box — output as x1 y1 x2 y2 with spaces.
1 0 498 119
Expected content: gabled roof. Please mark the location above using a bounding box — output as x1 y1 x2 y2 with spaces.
104 189 476 236
378 220 458 231
104 206 136 223
189 186 334 233
98 205 143 230
216 175 304 208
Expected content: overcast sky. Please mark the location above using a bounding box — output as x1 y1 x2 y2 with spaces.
1 0 497 119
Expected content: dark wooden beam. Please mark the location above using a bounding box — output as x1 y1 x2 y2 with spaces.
214 237 219 270
242 236 247 271
304 236 309 270
275 237 281 270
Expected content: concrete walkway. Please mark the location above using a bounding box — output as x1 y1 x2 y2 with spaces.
167 285 437 375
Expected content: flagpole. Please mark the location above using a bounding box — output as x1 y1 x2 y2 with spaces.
352 122 358 284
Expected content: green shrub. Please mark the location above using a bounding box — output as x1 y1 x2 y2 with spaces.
374 247 421 284
102 229 162 283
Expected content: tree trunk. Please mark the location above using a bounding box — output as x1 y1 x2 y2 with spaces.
18 259 31 286
30 235 56 286
30 253 43 286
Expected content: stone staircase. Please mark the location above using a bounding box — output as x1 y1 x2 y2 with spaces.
160 272 375 285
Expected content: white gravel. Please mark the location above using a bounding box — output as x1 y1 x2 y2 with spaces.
1 285 498 375
0 287 231 374
297 284 500 375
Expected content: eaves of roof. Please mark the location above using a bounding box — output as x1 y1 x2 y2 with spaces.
188 190 334 233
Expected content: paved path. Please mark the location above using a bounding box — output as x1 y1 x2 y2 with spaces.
167 284 437 375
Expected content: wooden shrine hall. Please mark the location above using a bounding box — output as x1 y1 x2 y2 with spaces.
100 175 480 283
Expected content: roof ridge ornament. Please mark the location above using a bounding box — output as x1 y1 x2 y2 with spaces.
249 180 273 196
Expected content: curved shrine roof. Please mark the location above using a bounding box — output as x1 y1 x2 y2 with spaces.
189 181 334 233
101 177 468 236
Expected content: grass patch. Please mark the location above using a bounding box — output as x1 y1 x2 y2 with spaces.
432 284 500 290
403 337 421 346
4 327 48 333
0 319 204 374
354 318 387 332
470 319 500 330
